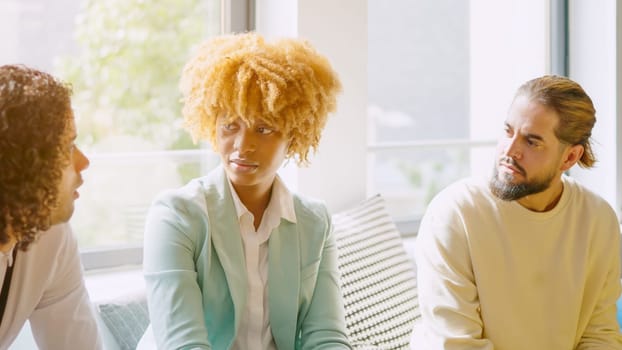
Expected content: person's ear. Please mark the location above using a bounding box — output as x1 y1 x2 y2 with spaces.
560 144 584 171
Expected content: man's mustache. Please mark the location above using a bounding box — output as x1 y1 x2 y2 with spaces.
499 156 526 176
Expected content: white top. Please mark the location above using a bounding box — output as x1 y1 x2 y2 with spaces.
412 175 622 350
228 176 297 350
0 223 102 350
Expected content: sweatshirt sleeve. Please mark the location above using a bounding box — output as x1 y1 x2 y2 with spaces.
576 218 622 349
414 198 494 350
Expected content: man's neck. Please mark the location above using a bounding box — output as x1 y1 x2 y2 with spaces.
517 179 564 212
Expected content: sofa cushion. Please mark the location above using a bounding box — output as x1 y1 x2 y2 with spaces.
333 194 420 349
96 292 149 350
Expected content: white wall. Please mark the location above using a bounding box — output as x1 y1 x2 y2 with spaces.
618 1 622 219
254 0 297 37
0 1 20 64
567 0 619 214
255 0 368 213
468 0 549 178
254 0 620 216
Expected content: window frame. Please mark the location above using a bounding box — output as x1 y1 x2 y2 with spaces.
80 0 617 270
367 0 568 237
80 0 254 270
565 0 620 219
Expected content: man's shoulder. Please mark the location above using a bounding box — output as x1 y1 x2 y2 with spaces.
419 177 497 230
21 224 79 280
429 177 493 209
31 223 75 253
563 175 616 213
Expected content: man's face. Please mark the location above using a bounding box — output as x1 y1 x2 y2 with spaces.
489 95 568 201
50 118 89 224
216 116 289 199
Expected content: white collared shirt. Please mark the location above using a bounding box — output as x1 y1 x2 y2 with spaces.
228 175 296 350
0 246 16 272
0 223 102 349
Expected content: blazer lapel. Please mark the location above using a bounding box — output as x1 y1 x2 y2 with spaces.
202 168 248 332
268 220 300 350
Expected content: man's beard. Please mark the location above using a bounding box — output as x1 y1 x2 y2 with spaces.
489 157 555 201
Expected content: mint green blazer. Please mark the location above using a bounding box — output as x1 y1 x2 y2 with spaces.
143 167 351 350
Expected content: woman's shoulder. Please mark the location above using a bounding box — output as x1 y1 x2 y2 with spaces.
292 193 330 223
149 176 214 221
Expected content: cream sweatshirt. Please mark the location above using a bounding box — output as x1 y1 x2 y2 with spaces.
412 175 622 350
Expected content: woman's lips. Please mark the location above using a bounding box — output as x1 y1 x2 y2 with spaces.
230 159 258 171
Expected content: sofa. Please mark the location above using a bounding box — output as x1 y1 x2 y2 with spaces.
79 194 622 349
93 194 422 350
16 194 619 349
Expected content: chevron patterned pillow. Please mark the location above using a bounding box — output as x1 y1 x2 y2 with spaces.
333 194 420 350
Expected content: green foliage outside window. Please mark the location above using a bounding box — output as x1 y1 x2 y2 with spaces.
55 0 219 151
52 0 221 247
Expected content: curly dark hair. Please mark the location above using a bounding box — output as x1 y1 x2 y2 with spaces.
0 65 73 250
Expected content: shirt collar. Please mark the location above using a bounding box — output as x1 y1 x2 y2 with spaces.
1 244 16 267
227 175 297 224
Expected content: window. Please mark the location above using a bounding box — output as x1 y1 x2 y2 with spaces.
565 0 620 217
4 0 618 270
1 0 252 268
367 0 551 230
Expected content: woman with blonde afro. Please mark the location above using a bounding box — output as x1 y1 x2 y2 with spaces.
143 32 351 349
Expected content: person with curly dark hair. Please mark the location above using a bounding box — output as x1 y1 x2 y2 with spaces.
0 64 101 349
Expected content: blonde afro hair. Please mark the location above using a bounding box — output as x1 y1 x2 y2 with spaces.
180 32 342 165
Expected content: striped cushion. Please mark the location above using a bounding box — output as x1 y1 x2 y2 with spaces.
333 195 420 350
97 295 149 350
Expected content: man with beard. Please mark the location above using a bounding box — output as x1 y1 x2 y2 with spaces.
0 65 101 349
411 75 622 349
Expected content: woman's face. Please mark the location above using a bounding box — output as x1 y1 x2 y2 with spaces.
216 116 289 198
